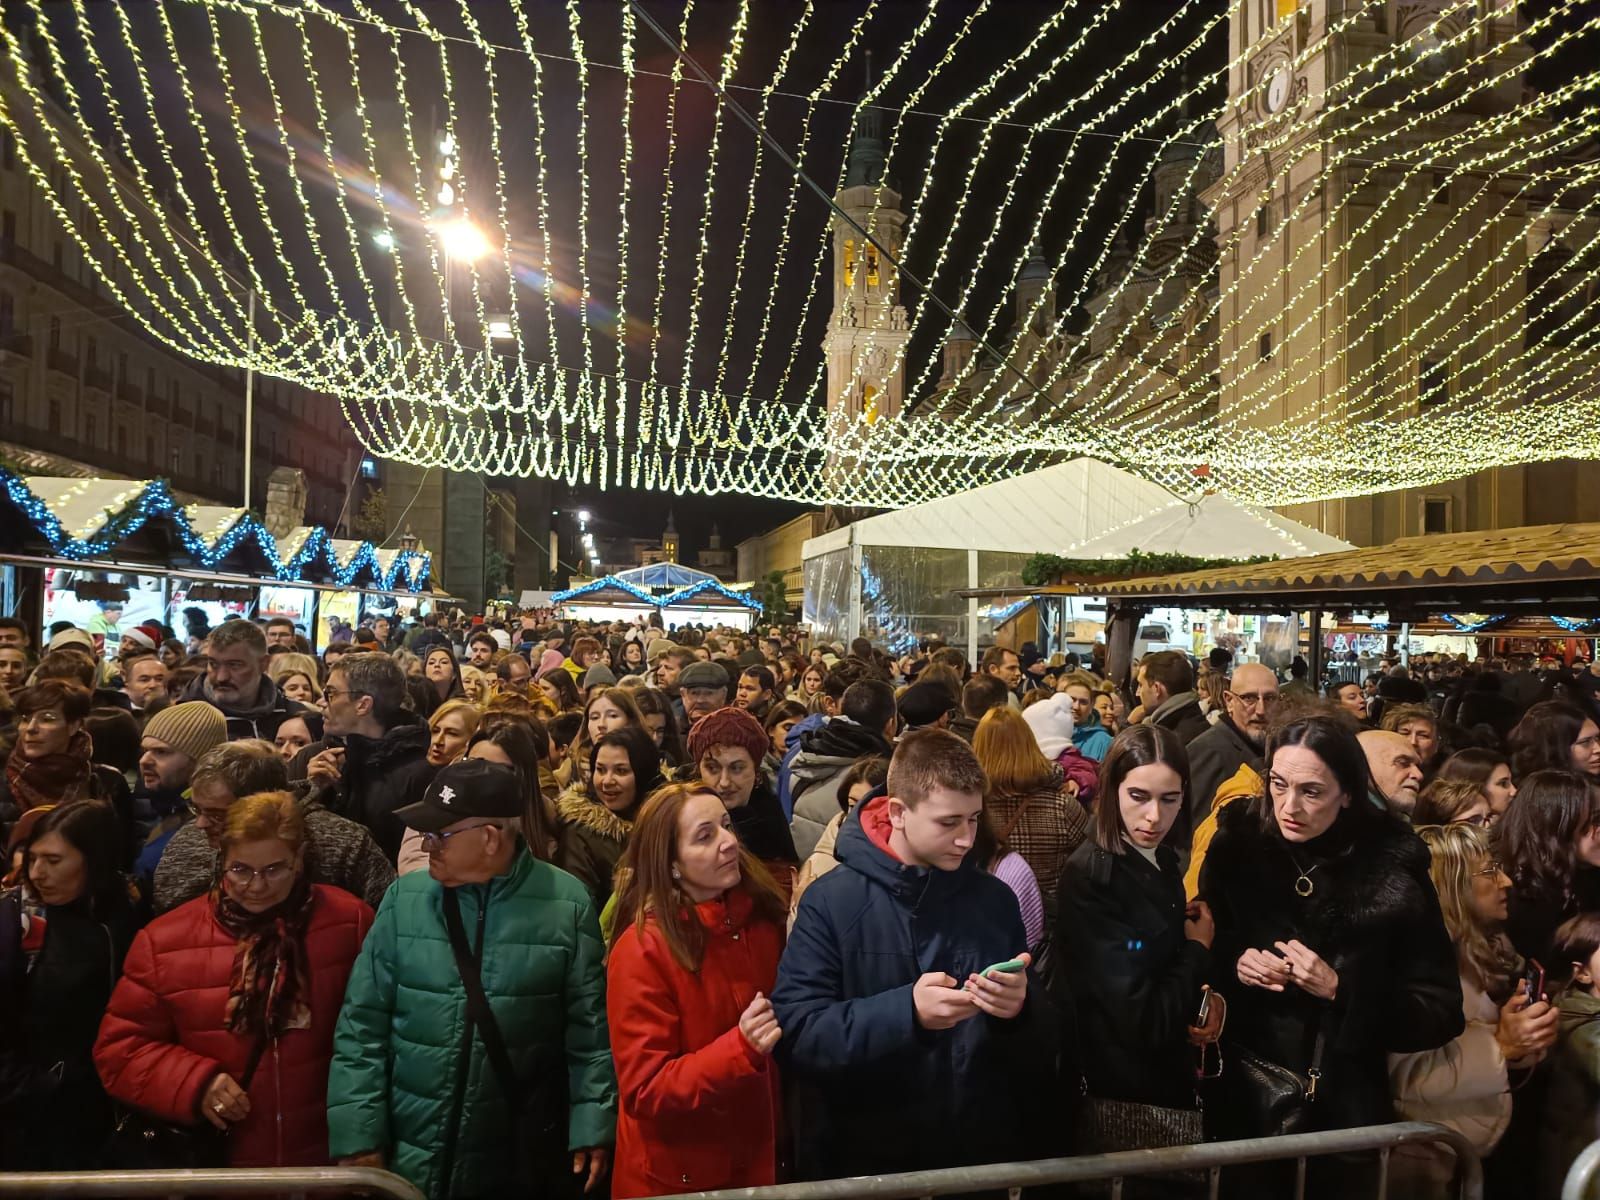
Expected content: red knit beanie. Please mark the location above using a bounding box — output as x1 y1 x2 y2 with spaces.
686 706 769 767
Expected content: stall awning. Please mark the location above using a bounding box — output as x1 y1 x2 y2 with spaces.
0 470 432 591
802 457 1179 558
1097 522 1600 616
1062 492 1351 560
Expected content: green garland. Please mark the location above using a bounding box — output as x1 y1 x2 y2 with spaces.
1021 548 1279 587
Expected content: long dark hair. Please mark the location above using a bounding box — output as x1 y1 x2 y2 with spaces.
1437 747 1510 793
588 726 664 810
632 687 688 768
25 801 131 917
1509 702 1592 780
1255 711 1377 836
1500 768 1596 908
1092 724 1191 854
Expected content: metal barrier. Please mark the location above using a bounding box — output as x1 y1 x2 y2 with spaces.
1564 1140 1600 1200
656 1121 1483 1200
0 1165 426 1199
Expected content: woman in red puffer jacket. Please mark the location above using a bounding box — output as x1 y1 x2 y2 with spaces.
94 791 372 1167
607 781 789 1198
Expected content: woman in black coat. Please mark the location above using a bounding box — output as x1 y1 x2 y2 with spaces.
0 801 140 1169
1057 724 1220 1121
1199 713 1463 1192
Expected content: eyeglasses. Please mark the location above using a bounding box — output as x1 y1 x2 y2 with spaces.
1227 692 1280 709
420 823 502 852
224 861 294 887
1473 860 1506 878
187 802 232 823
321 686 366 702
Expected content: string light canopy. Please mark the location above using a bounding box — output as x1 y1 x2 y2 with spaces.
0 1 1596 509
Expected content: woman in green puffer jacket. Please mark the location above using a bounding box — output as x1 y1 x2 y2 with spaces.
327 759 617 1200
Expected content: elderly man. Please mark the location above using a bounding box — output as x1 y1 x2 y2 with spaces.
1187 662 1280 826
329 758 616 1199
180 618 308 740
678 660 732 728
297 652 433 859
153 740 393 913
132 700 228 879
1360 729 1425 818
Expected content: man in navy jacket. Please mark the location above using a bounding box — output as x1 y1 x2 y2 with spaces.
772 729 1058 1180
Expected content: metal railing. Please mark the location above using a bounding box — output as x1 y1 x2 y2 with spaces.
1565 1140 1600 1200
0 1166 426 1199
656 1122 1482 1200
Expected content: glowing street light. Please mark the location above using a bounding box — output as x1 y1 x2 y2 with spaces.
577 509 591 524
437 218 488 262
371 230 395 251
487 317 514 341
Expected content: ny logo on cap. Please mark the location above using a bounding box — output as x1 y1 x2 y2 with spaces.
439 786 456 806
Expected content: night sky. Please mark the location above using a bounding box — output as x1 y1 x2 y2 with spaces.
7 1 1593 554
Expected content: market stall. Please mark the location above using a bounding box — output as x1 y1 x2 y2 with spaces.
803 457 1347 658
0 469 442 648
1094 520 1600 685
552 563 761 631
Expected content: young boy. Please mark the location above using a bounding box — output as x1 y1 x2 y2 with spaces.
772 729 1056 1180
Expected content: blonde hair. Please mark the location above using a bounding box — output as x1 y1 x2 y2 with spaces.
222 790 307 855
1416 823 1510 990
267 652 323 700
428 698 482 738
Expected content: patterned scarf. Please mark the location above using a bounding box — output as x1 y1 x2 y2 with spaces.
210 873 315 1037
4 730 93 812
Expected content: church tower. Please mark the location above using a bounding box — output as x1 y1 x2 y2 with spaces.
824 107 910 429
1205 0 1537 542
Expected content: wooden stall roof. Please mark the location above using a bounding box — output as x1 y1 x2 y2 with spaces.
1096 523 1600 616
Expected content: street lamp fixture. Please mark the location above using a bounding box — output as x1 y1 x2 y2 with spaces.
487 317 514 340
577 509 591 524
437 218 488 262
371 230 395 251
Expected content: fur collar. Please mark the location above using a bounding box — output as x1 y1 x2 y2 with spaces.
556 787 635 842
1208 798 1431 943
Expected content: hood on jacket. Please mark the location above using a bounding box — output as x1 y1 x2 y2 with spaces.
833 793 978 904
795 716 892 765
1558 988 1600 1037
556 786 636 842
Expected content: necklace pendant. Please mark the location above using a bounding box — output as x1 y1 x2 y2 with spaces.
1295 873 1315 898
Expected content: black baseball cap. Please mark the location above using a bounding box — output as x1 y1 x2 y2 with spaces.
393 759 524 833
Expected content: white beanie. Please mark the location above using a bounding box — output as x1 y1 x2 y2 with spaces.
1021 692 1075 761
490 628 511 650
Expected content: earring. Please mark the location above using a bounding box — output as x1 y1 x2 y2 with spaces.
671 866 681 880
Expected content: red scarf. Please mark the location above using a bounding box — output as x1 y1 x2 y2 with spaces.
4 730 94 811
210 875 316 1037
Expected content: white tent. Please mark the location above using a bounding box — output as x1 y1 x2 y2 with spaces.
801 457 1176 558
801 458 1351 655
1063 492 1352 560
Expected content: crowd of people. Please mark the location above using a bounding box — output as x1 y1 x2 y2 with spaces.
1 607 1600 1197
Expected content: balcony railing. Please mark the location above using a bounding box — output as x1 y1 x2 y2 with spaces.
83 364 112 392
45 346 77 375
0 331 32 359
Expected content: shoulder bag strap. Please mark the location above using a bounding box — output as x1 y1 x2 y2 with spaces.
442 887 524 1112
998 792 1034 843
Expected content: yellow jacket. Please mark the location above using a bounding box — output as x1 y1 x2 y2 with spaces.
1185 762 1262 901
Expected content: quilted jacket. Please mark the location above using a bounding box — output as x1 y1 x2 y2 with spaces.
93 885 373 1166
326 848 617 1200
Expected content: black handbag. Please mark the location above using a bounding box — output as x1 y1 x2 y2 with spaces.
1226 1029 1325 1138
107 1033 268 1169
442 889 577 1199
